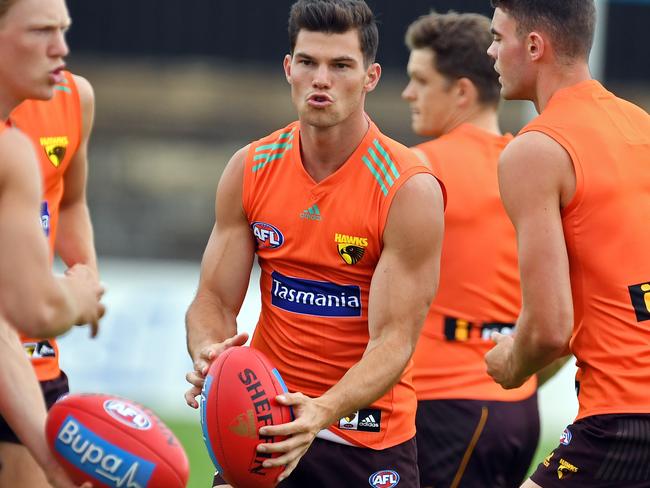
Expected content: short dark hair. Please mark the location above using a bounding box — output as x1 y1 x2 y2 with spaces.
405 11 500 107
491 0 596 60
0 0 19 20
288 0 379 66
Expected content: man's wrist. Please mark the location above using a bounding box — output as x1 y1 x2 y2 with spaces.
313 394 345 429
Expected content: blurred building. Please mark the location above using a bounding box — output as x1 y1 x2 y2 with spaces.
63 0 649 260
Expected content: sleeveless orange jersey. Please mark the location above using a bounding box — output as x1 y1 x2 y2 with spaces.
411 124 536 402
10 71 82 381
521 80 650 420
243 119 441 449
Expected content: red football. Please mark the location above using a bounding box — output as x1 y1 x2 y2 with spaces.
45 394 189 488
201 346 293 488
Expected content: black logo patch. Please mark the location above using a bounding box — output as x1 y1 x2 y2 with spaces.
628 282 650 322
338 408 381 432
24 340 56 359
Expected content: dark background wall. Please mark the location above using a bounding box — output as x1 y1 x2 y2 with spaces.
60 1 649 261
66 0 649 83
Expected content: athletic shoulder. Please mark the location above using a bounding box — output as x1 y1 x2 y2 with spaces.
218 144 250 195
373 131 423 171
71 74 95 107
0 128 40 194
252 122 299 148
500 131 570 173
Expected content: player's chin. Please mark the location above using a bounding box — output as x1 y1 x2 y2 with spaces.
411 120 429 137
499 83 518 101
28 84 56 101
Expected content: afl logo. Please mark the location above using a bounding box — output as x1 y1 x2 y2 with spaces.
103 399 152 430
369 470 400 488
252 222 284 249
559 427 572 446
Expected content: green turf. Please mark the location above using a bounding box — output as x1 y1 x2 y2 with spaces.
165 418 215 488
528 439 556 477
165 416 561 487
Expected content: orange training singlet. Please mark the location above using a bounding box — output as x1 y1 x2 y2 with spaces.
412 123 536 402
521 80 650 420
10 71 82 381
243 119 440 449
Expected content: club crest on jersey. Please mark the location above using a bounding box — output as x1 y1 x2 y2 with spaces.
39 136 68 168
103 400 152 430
369 470 400 488
557 458 579 479
252 222 284 250
335 233 368 265
56 416 155 487
560 427 572 446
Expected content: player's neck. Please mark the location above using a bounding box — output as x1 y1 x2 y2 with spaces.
455 106 501 136
299 111 370 183
534 62 592 113
0 88 21 121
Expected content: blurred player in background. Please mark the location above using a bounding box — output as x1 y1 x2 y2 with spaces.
0 0 103 486
185 0 445 486
402 11 539 488
485 1 650 486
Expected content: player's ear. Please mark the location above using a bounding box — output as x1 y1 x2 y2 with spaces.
456 77 479 108
364 62 381 93
283 54 293 84
527 31 545 61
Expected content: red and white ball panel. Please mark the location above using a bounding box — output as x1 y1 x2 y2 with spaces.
46 394 189 488
201 346 293 488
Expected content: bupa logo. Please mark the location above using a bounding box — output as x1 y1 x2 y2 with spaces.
56 416 155 488
560 427 572 446
251 222 284 249
103 400 152 431
369 470 400 488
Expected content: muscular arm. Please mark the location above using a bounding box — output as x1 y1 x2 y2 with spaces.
258 173 445 480
0 321 88 488
486 132 575 388
55 75 97 272
316 173 444 422
184 147 256 405
0 129 102 337
0 321 59 472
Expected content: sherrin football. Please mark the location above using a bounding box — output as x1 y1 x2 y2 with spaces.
45 394 189 488
201 346 293 488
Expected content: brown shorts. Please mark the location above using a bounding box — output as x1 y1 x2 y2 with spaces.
416 393 539 488
0 371 69 444
213 436 419 487
530 414 650 487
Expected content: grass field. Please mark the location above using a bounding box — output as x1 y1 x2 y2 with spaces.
164 418 556 488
